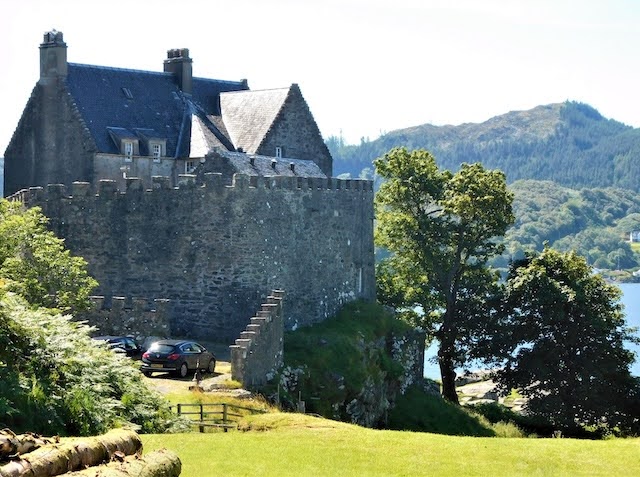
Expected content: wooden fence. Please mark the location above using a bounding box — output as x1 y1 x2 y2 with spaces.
170 402 267 432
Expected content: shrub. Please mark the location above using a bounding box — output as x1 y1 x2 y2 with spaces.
0 292 185 436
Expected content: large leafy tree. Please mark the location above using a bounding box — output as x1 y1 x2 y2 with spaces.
374 147 514 403
0 200 97 312
487 247 640 435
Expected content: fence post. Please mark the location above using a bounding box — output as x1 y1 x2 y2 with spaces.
199 403 205 433
177 404 182 415
223 403 228 433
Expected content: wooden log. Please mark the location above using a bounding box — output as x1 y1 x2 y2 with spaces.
0 430 57 460
65 449 181 477
0 429 142 477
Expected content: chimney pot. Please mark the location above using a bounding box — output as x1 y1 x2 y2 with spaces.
39 29 68 82
164 47 193 94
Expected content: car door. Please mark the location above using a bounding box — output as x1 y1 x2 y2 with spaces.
179 343 194 370
191 343 207 368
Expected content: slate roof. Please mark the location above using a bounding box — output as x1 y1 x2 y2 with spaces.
220 87 291 154
219 151 326 178
65 63 247 158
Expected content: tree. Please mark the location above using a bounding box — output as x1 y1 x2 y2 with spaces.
0 200 97 312
488 247 640 435
0 199 183 436
374 147 514 403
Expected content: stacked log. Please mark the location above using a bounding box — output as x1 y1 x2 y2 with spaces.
0 429 179 477
0 430 57 459
66 449 181 477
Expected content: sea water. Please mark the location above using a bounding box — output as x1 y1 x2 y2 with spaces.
424 282 640 379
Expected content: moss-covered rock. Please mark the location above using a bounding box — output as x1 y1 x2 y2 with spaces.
263 301 425 428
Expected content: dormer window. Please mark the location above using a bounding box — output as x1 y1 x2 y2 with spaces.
124 141 134 162
275 146 283 159
152 143 162 162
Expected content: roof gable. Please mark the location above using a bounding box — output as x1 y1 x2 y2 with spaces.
219 87 290 154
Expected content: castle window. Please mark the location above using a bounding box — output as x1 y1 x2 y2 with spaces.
152 143 162 162
185 160 198 173
124 141 134 162
275 146 283 159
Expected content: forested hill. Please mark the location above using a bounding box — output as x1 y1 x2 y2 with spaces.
329 101 640 190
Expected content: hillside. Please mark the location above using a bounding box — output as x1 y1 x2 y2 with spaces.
498 180 640 273
329 101 640 191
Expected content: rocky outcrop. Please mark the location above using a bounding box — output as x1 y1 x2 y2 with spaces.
275 325 426 428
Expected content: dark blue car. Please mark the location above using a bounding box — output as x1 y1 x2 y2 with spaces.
141 339 216 378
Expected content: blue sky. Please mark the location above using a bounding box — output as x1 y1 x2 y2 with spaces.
2 0 639 151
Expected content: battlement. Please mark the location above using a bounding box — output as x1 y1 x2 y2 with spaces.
78 296 171 344
9 173 374 206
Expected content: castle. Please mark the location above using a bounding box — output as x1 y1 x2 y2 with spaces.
4 31 376 344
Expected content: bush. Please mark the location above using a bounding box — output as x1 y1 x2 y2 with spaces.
468 402 555 437
388 383 495 436
0 292 185 436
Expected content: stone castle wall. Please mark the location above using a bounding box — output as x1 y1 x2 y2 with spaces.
230 290 285 388
14 173 375 342
82 296 171 345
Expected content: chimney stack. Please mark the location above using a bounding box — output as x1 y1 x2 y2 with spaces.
39 30 67 84
164 48 193 95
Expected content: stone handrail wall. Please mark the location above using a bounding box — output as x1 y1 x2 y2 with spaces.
230 290 284 388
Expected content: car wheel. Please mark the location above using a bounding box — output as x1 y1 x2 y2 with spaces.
178 362 188 379
143 371 152 378
207 359 216 374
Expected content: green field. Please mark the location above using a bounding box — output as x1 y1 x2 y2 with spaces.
141 413 640 477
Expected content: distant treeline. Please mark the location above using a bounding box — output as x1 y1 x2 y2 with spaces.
328 101 640 191
501 180 640 272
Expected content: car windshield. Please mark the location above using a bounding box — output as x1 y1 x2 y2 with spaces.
147 343 175 354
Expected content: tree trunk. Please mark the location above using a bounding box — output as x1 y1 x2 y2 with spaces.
438 348 459 405
65 449 181 477
0 429 142 477
438 297 460 405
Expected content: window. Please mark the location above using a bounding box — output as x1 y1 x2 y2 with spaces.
152 143 162 162
185 160 197 173
124 141 134 162
275 146 282 159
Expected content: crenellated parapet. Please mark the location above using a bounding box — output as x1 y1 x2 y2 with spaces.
230 290 285 388
7 173 374 205
78 296 171 344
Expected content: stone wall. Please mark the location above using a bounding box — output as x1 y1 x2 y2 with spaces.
230 290 284 388
4 79 96 197
14 173 375 342
80 296 171 345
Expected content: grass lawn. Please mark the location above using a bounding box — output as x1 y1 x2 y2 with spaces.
141 413 640 476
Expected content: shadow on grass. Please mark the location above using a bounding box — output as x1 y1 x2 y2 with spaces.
387 384 495 437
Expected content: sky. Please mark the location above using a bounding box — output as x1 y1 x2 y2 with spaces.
2 0 640 153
